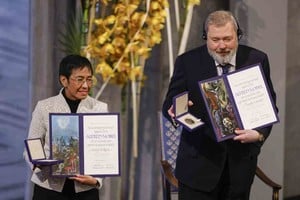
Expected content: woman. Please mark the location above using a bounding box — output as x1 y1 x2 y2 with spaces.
25 55 107 200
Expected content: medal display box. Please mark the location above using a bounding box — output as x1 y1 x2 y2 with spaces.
24 138 63 166
173 92 204 131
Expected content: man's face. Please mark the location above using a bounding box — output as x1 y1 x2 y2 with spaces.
60 67 93 100
206 22 238 65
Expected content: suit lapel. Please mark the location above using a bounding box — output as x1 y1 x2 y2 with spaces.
235 45 248 70
201 46 218 78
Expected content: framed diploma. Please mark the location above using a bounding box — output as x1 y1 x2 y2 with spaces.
198 63 279 142
49 113 120 177
24 138 63 165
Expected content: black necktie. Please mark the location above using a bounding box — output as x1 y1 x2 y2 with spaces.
221 64 231 74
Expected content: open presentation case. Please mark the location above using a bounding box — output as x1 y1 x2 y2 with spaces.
24 138 63 166
173 91 204 131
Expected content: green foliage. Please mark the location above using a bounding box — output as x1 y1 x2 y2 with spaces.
58 6 83 55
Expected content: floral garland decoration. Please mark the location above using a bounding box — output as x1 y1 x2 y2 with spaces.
84 0 168 95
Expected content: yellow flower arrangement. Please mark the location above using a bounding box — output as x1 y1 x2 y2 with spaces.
80 0 170 158
84 0 168 87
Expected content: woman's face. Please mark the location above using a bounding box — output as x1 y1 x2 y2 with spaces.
60 67 93 100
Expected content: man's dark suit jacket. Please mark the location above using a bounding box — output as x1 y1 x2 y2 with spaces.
162 44 277 192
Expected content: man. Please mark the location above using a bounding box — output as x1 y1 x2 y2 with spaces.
25 55 107 200
162 10 277 200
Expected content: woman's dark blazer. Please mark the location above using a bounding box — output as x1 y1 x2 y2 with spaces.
162 44 277 192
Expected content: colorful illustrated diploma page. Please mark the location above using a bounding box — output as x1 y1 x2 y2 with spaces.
198 64 279 142
49 113 120 177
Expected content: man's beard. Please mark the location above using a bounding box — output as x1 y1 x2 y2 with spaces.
208 47 237 65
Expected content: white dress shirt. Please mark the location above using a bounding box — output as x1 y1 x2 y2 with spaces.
215 54 237 76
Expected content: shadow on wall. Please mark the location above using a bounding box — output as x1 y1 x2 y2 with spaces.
232 1 265 45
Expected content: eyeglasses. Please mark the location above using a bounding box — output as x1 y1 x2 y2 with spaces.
70 76 93 85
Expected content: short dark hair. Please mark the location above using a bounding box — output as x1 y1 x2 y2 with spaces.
59 55 93 79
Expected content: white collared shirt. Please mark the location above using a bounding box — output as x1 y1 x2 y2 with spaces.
215 54 236 76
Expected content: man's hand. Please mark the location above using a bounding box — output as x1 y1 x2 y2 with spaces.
168 100 194 117
69 175 98 186
233 129 263 143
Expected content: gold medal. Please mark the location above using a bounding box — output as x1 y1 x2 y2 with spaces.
184 118 195 125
